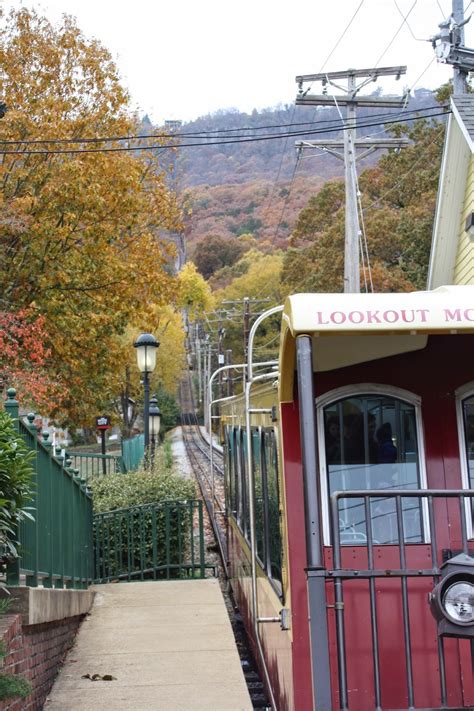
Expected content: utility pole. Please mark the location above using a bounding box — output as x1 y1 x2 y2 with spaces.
243 297 251 366
453 0 467 94
225 349 234 397
295 66 408 293
432 0 473 95
196 326 202 405
217 322 225 400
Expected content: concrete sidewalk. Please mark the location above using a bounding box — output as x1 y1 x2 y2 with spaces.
45 580 252 711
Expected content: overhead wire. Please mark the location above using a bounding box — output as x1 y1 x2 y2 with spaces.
278 118 445 296
436 0 447 19
318 0 366 75
361 124 445 212
393 0 428 41
374 0 418 67
0 105 444 148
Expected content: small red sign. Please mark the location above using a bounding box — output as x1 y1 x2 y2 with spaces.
95 416 111 430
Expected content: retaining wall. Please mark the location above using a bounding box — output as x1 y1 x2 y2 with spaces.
0 588 94 710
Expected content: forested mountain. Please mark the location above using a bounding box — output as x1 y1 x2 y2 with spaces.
168 89 441 248
176 89 436 187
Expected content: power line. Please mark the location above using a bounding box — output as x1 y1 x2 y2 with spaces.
278 124 445 294
393 0 428 41
437 0 447 19
272 149 302 243
0 104 445 146
361 124 445 211
374 0 418 67
319 0 366 74
0 109 450 156
259 105 297 240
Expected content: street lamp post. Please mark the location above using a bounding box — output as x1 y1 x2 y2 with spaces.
133 333 159 450
149 395 162 467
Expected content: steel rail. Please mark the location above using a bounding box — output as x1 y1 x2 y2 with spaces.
179 411 228 577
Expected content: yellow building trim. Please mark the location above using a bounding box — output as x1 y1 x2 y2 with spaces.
454 155 474 284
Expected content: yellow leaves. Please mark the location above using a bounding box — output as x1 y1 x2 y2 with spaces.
214 249 284 304
0 8 184 425
176 262 214 317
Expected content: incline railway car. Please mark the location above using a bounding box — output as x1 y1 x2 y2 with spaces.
219 285 474 711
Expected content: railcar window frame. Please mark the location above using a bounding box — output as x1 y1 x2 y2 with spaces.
316 383 429 547
455 382 474 540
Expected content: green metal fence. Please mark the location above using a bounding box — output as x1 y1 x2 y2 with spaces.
5 390 94 589
121 434 145 472
66 451 126 480
93 500 213 582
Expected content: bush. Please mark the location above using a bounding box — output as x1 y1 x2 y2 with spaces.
90 449 195 513
90 455 197 580
0 411 34 560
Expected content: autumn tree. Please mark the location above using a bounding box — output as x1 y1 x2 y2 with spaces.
282 118 445 293
176 262 214 319
213 249 287 367
0 309 61 412
0 8 182 425
193 234 245 279
116 305 186 437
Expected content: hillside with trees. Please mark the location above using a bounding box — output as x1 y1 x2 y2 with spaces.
174 90 442 249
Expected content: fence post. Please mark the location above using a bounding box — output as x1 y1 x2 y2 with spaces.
25 413 39 586
42 431 53 588
5 389 20 585
4 388 19 428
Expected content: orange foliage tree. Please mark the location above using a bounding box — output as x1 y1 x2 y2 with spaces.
0 309 61 411
0 8 182 425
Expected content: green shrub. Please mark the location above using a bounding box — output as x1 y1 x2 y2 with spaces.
90 458 197 580
89 451 195 513
0 411 34 560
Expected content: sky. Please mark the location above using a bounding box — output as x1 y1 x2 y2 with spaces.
3 0 474 124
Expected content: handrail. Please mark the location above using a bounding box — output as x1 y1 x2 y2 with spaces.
245 304 283 710
208 361 278 519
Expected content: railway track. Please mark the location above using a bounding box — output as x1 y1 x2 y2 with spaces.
178 379 227 576
178 375 271 710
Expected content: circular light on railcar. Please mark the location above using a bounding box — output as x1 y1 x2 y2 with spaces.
442 580 474 625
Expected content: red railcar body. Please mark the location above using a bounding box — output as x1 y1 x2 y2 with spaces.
282 335 474 710
220 289 474 711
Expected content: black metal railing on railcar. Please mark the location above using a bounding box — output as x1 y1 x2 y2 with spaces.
324 489 474 711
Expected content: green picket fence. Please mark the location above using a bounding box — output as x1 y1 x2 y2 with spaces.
93 500 214 582
5 390 94 589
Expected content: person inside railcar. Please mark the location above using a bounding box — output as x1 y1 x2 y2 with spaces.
376 422 397 464
325 416 341 464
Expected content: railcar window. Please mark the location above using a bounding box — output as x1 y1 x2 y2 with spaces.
225 426 233 515
241 430 250 539
252 428 265 563
232 427 242 521
263 430 282 592
461 395 474 523
323 395 423 545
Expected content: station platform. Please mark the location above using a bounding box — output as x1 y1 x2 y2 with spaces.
45 579 252 710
